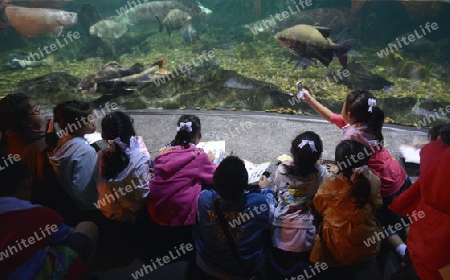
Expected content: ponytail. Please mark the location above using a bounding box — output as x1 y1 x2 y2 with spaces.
101 142 130 180
368 106 384 143
345 90 385 143
335 140 371 209
100 111 136 179
170 115 201 147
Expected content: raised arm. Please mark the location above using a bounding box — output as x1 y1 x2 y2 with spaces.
300 89 334 122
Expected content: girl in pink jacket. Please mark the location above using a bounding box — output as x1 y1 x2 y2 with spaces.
147 115 216 259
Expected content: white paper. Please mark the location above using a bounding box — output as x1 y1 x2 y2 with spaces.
399 145 421 164
244 160 271 184
197 141 226 165
84 131 103 145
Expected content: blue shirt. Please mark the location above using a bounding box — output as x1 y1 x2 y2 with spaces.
195 188 275 278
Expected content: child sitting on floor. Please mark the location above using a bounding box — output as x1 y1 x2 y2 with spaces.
194 156 275 279
96 111 150 224
47 100 99 224
301 89 411 262
0 157 98 279
310 140 383 279
270 131 328 279
147 115 216 259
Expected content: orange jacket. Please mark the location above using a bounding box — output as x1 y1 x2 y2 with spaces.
310 171 382 267
389 149 450 280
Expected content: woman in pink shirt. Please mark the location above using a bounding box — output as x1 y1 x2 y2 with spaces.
419 124 449 174
300 89 411 264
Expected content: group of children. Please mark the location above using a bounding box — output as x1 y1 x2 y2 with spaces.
0 89 448 280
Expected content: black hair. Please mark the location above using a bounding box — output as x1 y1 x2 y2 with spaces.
47 100 93 150
0 156 32 197
170 115 201 147
213 156 248 199
0 93 43 149
100 111 136 180
335 140 371 209
440 124 450 145
285 131 323 177
428 124 443 141
345 90 384 143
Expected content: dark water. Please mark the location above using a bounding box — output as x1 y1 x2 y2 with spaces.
0 0 449 128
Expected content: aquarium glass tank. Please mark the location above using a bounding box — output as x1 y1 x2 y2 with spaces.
0 0 449 128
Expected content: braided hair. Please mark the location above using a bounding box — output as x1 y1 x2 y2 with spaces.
100 111 136 179
170 115 201 147
285 131 323 177
0 93 43 149
344 90 385 142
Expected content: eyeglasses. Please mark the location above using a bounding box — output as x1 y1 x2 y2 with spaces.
28 104 43 115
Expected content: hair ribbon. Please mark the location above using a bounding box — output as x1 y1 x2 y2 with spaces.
177 122 192 132
298 140 317 153
368 98 377 113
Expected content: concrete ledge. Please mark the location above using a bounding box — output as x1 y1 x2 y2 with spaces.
113 109 428 164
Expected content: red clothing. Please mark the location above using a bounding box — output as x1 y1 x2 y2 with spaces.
419 140 448 174
389 149 450 280
330 114 406 197
6 132 49 185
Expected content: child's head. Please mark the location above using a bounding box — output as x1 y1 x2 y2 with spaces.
53 100 95 136
428 124 443 141
101 111 136 145
0 93 45 143
213 156 248 199
100 111 135 180
440 124 450 146
0 156 33 200
170 115 201 147
335 140 371 208
342 90 385 142
289 131 323 177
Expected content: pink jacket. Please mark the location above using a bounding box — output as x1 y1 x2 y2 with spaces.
147 144 216 226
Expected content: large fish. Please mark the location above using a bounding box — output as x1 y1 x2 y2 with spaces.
0 0 74 10
156 9 191 36
275 24 356 69
90 18 128 39
76 57 171 94
4 5 77 37
336 61 394 90
118 1 192 25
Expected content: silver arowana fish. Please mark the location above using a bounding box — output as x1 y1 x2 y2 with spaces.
5 5 77 37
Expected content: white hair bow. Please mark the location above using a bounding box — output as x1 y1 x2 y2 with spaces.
177 122 192 132
368 98 377 113
298 140 317 153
